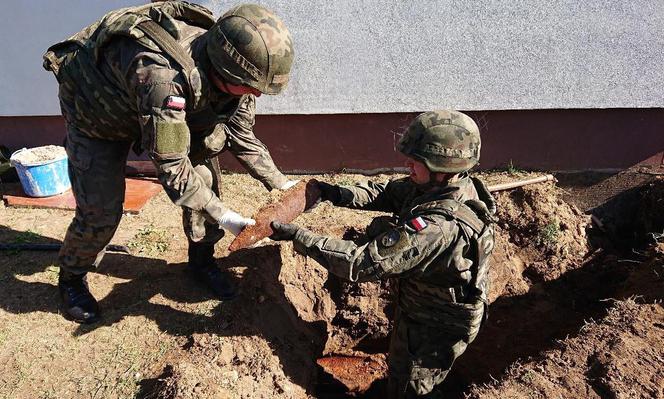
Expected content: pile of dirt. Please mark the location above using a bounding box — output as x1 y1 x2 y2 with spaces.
127 172 663 398
469 297 663 399
492 181 591 283
451 178 664 399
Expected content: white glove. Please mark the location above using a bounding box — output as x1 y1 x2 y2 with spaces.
279 180 299 191
217 210 256 236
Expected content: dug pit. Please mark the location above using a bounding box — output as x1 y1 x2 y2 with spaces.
144 172 663 398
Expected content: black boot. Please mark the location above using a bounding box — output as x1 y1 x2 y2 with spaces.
188 243 238 300
58 271 101 324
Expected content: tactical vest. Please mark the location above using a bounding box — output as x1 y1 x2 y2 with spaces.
398 179 496 341
43 1 215 139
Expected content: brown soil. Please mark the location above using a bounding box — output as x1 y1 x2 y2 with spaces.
0 171 662 399
468 239 664 399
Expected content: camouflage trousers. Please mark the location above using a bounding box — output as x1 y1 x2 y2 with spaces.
387 309 471 398
59 127 224 275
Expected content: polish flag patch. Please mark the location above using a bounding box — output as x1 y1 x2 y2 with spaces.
165 95 186 110
409 216 428 231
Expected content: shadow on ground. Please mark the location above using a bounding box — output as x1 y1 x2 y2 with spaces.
0 225 326 395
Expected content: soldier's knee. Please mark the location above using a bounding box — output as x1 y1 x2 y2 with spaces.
79 203 123 223
406 366 449 398
72 205 123 239
408 368 436 395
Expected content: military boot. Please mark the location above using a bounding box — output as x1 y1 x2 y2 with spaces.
188 243 238 300
58 271 101 324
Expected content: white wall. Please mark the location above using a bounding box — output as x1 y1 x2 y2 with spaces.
0 1 143 117
2 0 663 116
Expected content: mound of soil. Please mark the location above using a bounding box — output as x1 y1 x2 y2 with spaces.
468 299 663 399
493 181 591 282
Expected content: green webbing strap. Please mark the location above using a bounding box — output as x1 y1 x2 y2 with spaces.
418 199 485 234
454 203 486 234
137 20 195 96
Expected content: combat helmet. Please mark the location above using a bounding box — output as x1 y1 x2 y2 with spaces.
206 4 294 95
397 110 481 173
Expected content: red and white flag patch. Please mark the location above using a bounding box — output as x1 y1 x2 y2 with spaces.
165 95 186 110
409 216 428 231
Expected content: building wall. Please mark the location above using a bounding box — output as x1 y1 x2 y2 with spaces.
0 1 662 171
1 1 663 116
0 0 142 117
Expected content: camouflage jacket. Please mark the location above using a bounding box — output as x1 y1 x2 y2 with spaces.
292 175 496 337
44 2 288 220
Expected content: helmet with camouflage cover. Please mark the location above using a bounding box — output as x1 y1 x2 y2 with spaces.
397 110 481 173
206 4 294 95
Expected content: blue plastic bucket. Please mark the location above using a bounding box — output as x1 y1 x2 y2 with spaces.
10 146 71 197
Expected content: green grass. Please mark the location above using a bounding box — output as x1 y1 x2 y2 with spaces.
127 225 170 256
537 219 561 248
506 159 525 175
11 230 41 244
519 368 537 384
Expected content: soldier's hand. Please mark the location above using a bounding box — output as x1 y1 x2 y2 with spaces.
318 181 342 204
280 180 299 191
270 221 299 241
217 210 256 236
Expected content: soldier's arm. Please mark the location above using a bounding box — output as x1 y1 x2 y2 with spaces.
224 95 289 190
132 57 229 221
290 216 456 282
330 179 409 213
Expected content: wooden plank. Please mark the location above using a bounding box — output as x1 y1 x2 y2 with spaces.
2 178 162 214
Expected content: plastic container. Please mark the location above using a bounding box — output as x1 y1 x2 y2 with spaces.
9 146 71 197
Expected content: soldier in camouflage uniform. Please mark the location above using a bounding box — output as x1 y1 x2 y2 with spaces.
42 1 297 324
271 110 496 398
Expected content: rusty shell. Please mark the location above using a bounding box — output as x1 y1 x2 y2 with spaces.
228 179 321 252
316 354 387 393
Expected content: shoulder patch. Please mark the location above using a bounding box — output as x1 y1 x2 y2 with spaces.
408 216 428 231
375 228 412 258
165 95 186 110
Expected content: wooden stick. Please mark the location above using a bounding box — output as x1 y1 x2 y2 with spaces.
487 174 555 192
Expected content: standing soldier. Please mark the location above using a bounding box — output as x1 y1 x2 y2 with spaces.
271 110 496 398
43 1 297 324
